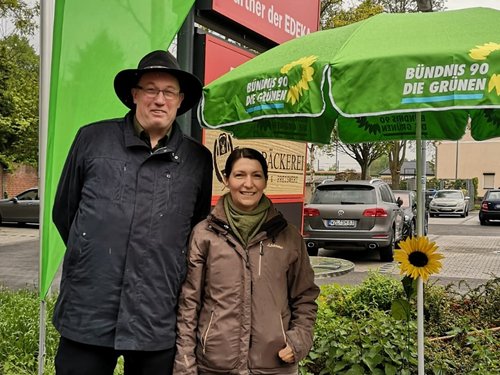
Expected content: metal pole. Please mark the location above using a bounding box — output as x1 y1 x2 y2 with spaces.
335 140 339 172
38 0 54 373
417 277 425 375
455 140 459 180
177 6 195 137
416 112 425 375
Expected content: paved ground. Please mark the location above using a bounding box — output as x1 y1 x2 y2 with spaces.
1 222 499 292
316 231 500 291
0 225 47 291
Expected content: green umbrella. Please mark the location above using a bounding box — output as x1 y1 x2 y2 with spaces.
198 7 500 144
198 8 500 374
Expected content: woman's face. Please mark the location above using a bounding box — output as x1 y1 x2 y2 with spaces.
225 157 267 212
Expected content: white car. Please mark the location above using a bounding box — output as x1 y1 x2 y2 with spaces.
429 189 469 217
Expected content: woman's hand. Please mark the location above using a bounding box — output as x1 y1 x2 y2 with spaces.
278 343 295 363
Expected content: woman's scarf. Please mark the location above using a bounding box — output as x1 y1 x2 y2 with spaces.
223 193 270 247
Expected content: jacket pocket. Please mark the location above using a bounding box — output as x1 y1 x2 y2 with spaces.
201 311 215 354
83 157 127 201
196 310 240 370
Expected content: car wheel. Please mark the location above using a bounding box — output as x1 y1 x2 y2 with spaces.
461 212 466 218
379 231 395 262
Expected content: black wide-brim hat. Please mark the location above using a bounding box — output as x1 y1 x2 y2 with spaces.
114 50 203 116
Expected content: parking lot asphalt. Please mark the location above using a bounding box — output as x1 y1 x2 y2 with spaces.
1 222 499 292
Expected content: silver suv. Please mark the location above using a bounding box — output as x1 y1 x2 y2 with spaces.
303 180 404 261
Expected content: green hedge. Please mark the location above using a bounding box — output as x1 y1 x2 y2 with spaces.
300 273 499 374
1 273 499 375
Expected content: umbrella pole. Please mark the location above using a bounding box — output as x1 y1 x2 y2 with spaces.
416 112 425 375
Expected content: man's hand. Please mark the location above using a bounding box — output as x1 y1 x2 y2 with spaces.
278 343 295 363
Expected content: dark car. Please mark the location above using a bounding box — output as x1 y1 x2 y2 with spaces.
303 179 404 261
0 188 39 225
425 189 436 209
479 189 500 225
393 190 429 240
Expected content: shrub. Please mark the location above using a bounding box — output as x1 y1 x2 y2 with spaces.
300 274 500 375
0 287 58 375
1 275 498 375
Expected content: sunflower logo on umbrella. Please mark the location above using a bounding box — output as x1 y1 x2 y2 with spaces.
468 42 500 96
280 55 318 105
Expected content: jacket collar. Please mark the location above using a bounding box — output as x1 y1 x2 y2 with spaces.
123 111 185 160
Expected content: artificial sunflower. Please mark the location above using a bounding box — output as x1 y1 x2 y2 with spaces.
394 236 444 281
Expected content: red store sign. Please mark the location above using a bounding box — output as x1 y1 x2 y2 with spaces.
204 0 320 44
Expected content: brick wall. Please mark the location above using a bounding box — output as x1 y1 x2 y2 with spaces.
1 164 39 198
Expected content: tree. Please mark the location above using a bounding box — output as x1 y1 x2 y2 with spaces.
321 0 383 29
369 154 389 176
0 0 39 37
323 129 391 179
375 0 444 13
0 0 39 168
388 140 407 188
337 141 390 179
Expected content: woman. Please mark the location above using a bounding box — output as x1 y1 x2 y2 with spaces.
174 148 319 375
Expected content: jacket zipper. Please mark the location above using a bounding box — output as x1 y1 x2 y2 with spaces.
202 311 215 354
258 241 265 276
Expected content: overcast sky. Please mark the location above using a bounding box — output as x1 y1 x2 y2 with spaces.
444 0 500 10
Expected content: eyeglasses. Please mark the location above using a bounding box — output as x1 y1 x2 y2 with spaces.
136 86 180 100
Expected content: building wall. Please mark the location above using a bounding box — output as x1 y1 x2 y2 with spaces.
436 133 500 197
1 164 38 198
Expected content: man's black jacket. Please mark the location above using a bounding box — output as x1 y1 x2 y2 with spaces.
52 111 213 350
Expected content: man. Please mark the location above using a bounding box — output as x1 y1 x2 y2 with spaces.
52 50 213 375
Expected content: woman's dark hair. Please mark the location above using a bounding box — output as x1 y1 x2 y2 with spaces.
224 148 268 180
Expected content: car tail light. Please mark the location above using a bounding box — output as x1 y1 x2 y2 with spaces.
363 208 388 217
481 202 489 211
304 207 320 217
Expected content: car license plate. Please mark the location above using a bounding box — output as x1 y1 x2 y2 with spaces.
327 219 356 227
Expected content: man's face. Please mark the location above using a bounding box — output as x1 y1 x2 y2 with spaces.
132 71 184 135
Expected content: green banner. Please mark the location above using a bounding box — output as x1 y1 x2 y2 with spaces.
40 0 194 299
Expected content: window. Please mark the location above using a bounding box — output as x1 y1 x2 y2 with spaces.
312 186 376 204
17 189 38 201
379 185 395 203
483 173 495 190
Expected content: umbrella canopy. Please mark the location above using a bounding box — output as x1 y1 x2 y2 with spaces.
198 7 500 144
